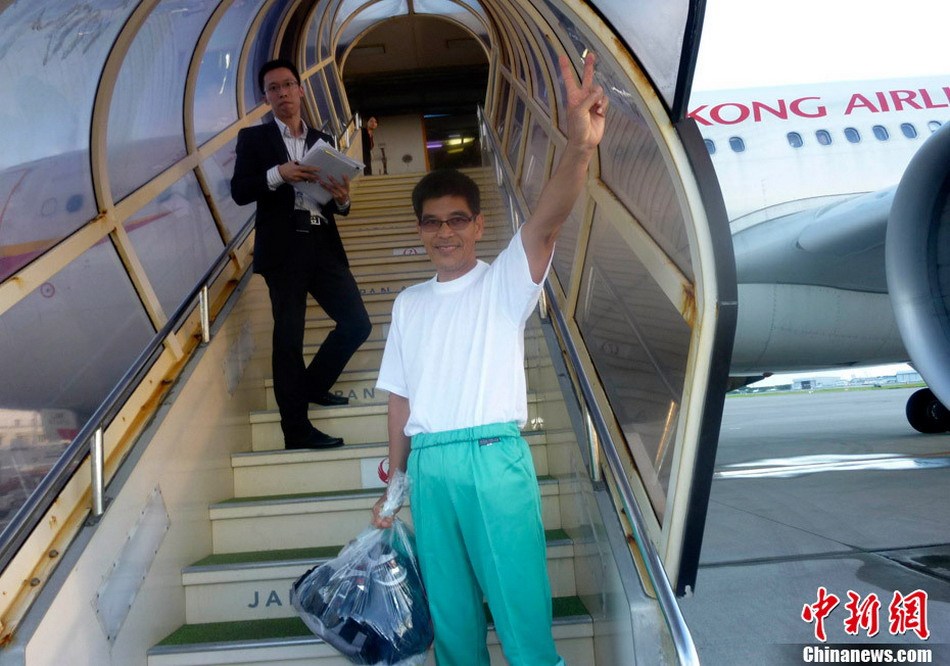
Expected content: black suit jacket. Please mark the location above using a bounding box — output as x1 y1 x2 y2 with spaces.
231 121 350 275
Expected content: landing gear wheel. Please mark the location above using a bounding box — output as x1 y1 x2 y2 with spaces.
905 388 950 433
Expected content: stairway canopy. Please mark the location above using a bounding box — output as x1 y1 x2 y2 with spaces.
0 0 731 642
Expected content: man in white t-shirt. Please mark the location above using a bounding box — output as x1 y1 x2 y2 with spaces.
372 53 606 665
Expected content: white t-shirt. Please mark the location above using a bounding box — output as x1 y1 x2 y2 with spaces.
376 230 550 436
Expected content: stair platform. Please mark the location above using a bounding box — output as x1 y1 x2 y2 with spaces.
149 597 593 665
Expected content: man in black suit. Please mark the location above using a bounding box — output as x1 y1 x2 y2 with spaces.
231 59 371 450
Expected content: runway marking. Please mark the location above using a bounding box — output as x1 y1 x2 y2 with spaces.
715 452 950 479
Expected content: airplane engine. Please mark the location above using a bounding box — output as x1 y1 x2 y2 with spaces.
886 122 950 432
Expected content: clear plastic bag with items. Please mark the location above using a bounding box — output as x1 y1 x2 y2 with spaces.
290 470 432 665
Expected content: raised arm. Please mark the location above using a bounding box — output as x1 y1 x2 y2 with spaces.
520 53 607 283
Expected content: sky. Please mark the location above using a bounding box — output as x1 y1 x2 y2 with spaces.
693 0 950 91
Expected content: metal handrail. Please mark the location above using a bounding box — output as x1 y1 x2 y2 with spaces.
546 291 700 666
477 106 700 665
336 113 359 151
0 218 255 575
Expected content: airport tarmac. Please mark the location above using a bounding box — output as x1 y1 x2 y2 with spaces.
677 387 950 665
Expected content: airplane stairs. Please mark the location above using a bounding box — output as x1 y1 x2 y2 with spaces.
146 168 598 665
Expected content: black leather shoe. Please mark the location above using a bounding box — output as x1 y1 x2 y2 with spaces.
285 428 344 450
310 392 349 406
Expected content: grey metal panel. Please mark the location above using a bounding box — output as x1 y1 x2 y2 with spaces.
415 0 490 44
733 188 893 294
334 0 408 60
193 0 269 145
108 0 219 201
577 211 693 520
200 138 256 238
0 242 154 526
122 172 225 317
588 0 689 109
244 1 295 108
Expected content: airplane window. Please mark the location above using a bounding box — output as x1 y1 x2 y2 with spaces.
901 123 918 139
844 127 861 143
929 120 943 132
816 130 832 146
729 136 745 152
786 132 803 148
873 125 889 141
704 139 716 154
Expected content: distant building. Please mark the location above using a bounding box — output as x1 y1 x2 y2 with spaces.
897 370 923 384
792 376 840 390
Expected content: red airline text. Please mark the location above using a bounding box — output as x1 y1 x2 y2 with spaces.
689 86 950 126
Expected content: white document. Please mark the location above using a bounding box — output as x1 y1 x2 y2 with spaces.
295 139 364 204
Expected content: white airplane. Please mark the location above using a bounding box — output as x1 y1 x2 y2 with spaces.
689 76 950 433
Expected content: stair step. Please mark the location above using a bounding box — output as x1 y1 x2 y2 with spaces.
339 206 506 235
341 225 505 248
249 385 561 451
148 597 593 665
208 477 562 554
299 305 542 343
181 529 575 623
355 274 426 296
152 167 601 666
347 243 503 277
232 428 565 496
265 325 548 408
265 374 387 411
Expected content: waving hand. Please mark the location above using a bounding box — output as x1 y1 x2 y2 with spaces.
559 53 607 155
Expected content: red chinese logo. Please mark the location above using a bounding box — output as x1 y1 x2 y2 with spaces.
888 589 930 640
843 591 881 637
803 588 930 642
802 587 840 642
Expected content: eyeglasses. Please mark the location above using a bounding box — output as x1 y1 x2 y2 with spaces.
265 81 299 95
418 214 476 233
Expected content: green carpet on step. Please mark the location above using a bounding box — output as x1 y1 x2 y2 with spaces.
191 530 570 568
219 476 554 505
156 617 311 646
191 545 342 567
156 596 588 647
218 487 373 504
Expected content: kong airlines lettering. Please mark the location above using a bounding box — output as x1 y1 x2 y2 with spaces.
689 84 950 126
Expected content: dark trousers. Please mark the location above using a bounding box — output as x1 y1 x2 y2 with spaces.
263 228 371 439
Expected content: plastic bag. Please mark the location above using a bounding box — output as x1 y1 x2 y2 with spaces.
290 471 433 665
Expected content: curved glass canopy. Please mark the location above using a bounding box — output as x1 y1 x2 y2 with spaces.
0 0 725 613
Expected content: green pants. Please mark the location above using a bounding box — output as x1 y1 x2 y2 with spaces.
408 422 564 666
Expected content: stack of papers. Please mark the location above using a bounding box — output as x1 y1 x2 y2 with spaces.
295 139 364 204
